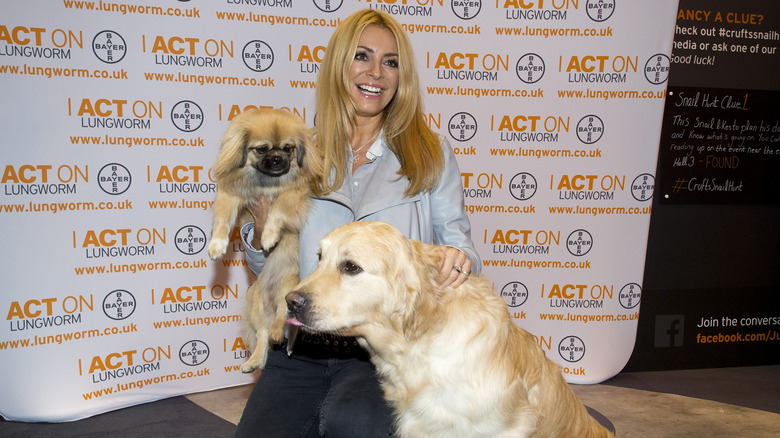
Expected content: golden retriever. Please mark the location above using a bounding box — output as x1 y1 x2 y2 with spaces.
286 221 614 438
208 108 322 372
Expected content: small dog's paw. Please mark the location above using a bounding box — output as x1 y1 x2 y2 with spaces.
208 239 228 260
240 352 267 373
269 328 284 344
260 225 281 251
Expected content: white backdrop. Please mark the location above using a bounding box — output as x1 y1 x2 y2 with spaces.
1 0 678 422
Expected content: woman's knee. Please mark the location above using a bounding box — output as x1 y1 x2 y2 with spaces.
319 385 393 437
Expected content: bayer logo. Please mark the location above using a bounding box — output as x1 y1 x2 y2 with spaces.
175 225 207 255
619 283 642 309
313 0 343 12
179 340 210 366
566 229 593 256
631 174 655 201
97 163 132 195
576 115 604 144
558 336 586 363
515 53 545 84
171 100 204 132
645 54 670 84
451 0 481 19
102 290 136 320
500 282 529 307
448 112 477 142
243 40 274 72
509 173 537 201
92 30 127 64
586 0 616 22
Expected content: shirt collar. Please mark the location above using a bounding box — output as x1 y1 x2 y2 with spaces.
365 131 385 161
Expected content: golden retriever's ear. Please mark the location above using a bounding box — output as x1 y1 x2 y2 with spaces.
401 240 445 340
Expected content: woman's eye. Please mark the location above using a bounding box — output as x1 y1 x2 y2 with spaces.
385 58 399 68
355 51 368 61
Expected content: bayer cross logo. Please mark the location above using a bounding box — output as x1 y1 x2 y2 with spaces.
566 229 593 256
179 340 210 366
243 40 274 72
448 112 477 142
558 336 585 363
509 172 537 201
92 30 126 64
619 283 642 309
313 0 343 12
515 53 545 84
175 225 207 255
631 173 655 201
586 0 616 22
500 282 528 307
97 163 132 195
576 115 604 144
451 0 481 19
645 54 670 84
170 100 204 132
103 290 136 320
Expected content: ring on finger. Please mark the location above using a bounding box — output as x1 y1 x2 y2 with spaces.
452 265 470 276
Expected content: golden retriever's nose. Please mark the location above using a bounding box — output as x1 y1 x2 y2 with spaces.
286 291 308 312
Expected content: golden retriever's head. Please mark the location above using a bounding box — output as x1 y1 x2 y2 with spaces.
286 222 442 341
213 108 320 191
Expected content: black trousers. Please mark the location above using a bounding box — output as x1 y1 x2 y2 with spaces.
234 342 394 438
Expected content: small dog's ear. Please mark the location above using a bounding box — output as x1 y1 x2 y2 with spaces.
296 138 306 168
237 131 250 169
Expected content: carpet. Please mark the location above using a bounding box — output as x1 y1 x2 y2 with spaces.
0 396 237 438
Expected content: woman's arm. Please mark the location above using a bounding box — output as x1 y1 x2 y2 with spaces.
240 195 272 277
430 137 482 288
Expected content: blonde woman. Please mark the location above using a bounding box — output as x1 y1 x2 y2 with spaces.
235 9 481 437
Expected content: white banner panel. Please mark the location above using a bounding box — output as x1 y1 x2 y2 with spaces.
1 0 678 421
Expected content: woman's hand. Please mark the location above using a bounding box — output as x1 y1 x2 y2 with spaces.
248 195 273 250
437 246 471 289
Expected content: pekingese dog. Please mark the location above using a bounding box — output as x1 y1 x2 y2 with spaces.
208 108 322 372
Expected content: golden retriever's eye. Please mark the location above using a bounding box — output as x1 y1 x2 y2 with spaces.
340 261 362 275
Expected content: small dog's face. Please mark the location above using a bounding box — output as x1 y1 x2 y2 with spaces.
245 124 303 178
214 108 313 189
240 111 308 187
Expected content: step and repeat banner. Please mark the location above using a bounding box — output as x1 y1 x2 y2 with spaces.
1 0 678 422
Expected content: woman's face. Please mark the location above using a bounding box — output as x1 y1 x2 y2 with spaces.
348 25 399 122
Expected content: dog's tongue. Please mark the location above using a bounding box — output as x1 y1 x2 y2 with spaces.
286 317 304 327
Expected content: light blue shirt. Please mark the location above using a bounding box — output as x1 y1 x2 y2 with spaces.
241 135 481 280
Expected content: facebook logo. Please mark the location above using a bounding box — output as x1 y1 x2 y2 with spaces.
655 315 684 347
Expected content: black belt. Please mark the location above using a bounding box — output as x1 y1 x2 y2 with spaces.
283 331 366 359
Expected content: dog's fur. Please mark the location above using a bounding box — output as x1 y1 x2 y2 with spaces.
286 221 614 438
208 108 322 372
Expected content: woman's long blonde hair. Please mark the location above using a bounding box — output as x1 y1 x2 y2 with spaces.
313 9 443 197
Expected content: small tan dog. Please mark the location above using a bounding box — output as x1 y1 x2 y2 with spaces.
208 108 322 372
286 222 614 438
